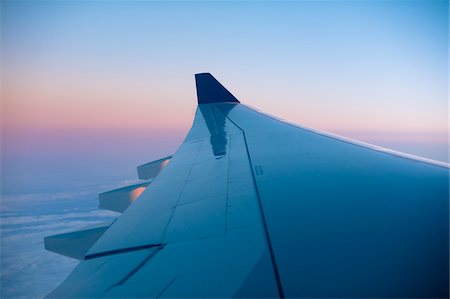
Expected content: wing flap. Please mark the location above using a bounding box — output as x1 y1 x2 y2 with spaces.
98 182 150 213
44 221 113 260
137 156 172 180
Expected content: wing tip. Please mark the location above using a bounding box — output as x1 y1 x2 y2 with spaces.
195 73 240 104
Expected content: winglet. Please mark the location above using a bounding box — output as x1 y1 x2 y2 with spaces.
195 73 240 104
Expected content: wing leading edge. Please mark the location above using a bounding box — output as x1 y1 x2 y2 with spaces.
46 73 449 298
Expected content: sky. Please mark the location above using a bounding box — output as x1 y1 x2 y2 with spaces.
0 0 448 297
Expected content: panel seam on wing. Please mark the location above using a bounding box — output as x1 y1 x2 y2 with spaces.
84 243 163 260
216 104 286 299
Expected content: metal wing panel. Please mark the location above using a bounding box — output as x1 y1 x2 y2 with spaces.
221 103 449 298
47 248 160 298
48 103 280 298
87 140 201 256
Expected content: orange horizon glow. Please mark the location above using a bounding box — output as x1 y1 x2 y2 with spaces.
3 71 447 137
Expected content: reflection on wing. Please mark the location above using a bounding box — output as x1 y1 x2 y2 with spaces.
45 73 449 298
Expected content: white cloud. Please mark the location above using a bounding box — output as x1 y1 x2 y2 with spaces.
0 179 142 298
1 209 117 226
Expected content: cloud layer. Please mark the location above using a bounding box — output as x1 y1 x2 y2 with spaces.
1 190 118 298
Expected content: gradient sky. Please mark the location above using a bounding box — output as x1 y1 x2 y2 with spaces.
1 0 449 194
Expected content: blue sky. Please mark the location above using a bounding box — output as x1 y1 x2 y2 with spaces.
3 0 448 134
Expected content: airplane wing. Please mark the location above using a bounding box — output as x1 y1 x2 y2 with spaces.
45 73 449 298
